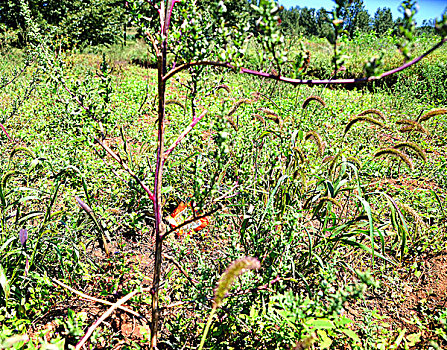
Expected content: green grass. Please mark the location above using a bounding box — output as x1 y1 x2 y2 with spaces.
1 34 447 349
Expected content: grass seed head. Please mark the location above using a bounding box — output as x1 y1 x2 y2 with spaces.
227 99 252 117
344 116 386 135
252 113 266 125
397 202 427 233
259 108 283 127
214 257 260 307
292 147 306 163
165 99 186 111
215 84 231 94
418 108 447 122
318 196 342 208
396 119 429 135
305 131 325 155
302 95 326 109
374 148 414 170
9 146 36 160
357 109 386 121
393 142 427 162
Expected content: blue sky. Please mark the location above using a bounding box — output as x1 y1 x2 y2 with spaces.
279 0 447 23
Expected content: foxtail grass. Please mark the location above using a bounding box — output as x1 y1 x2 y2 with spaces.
227 99 252 117
215 84 231 93
397 202 427 235
344 116 386 135
418 108 447 122
258 108 283 127
374 148 414 170
396 119 428 135
252 113 266 125
165 99 186 111
199 258 260 350
318 196 342 208
305 131 325 155
393 142 427 162
357 109 386 121
302 95 326 109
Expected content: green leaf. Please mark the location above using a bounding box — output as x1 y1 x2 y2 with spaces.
317 329 332 349
305 318 335 329
342 328 361 343
340 239 394 264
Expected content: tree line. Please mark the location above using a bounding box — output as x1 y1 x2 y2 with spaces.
279 0 438 38
0 0 439 47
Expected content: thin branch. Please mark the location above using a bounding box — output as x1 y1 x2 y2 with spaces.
163 61 233 81
0 122 13 142
164 206 220 238
164 0 180 36
144 30 161 58
92 147 125 181
52 278 148 322
163 38 447 85
163 253 199 284
94 138 155 201
0 59 33 90
164 109 208 161
75 287 151 350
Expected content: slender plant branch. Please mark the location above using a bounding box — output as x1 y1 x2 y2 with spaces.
163 37 447 85
0 123 13 142
163 253 199 284
75 287 151 350
94 138 155 201
92 147 125 181
163 61 232 81
144 30 161 58
164 206 220 238
164 109 208 161
52 278 148 322
0 59 33 90
165 0 180 35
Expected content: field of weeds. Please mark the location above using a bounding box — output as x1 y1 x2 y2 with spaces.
1 14 447 350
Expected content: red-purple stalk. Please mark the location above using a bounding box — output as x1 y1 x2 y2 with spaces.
164 109 208 162
0 123 13 142
163 37 447 85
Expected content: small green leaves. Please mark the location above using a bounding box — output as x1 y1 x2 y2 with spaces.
397 0 418 60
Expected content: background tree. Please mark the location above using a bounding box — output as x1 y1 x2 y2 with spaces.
316 7 333 38
374 7 394 35
0 0 126 46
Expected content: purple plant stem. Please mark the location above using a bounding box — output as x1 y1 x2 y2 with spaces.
164 0 180 36
0 123 13 142
163 37 447 85
0 59 33 90
164 109 208 162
